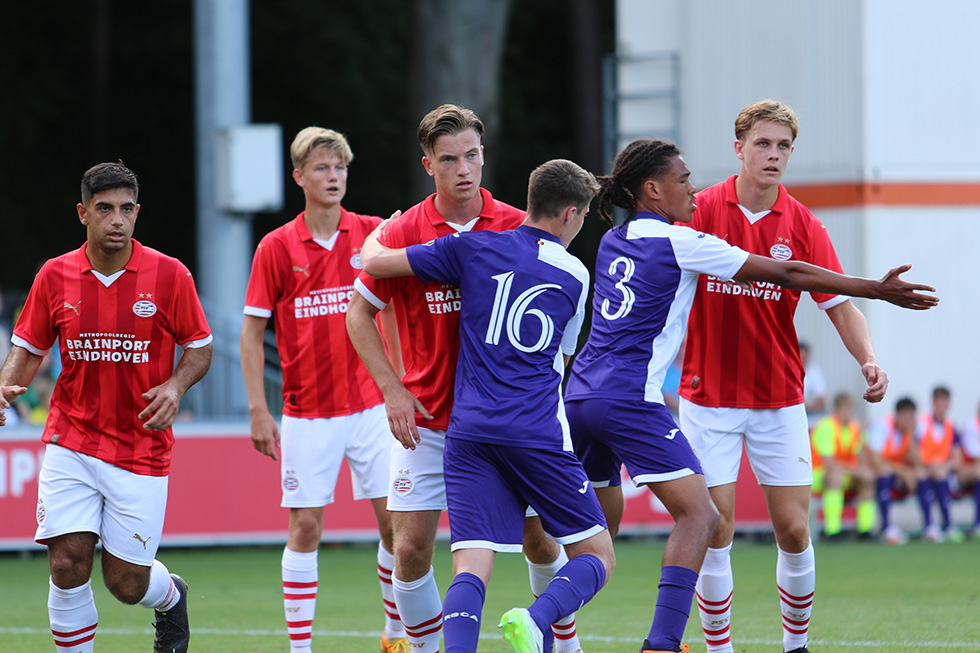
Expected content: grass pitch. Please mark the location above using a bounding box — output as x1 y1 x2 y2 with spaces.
1 536 977 652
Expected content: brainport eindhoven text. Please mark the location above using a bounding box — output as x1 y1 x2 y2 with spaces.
705 277 783 301
65 334 151 363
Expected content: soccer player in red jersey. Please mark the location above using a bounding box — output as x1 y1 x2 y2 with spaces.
0 162 212 653
678 100 917 653
240 127 407 653
347 105 584 653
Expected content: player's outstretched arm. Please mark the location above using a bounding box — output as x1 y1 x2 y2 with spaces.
240 314 280 460
0 345 43 427
347 292 432 450
361 219 415 279
139 343 213 431
734 257 939 310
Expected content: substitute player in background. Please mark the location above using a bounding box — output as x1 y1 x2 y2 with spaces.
361 158 614 653
0 162 212 653
347 105 584 653
810 393 876 540
957 401 980 537
240 128 407 653
866 397 924 545
916 386 962 542
678 100 936 653
563 138 936 653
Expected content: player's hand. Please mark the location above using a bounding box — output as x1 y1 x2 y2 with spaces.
861 363 888 403
877 264 939 310
250 410 281 461
383 383 433 450
0 385 28 428
139 382 182 431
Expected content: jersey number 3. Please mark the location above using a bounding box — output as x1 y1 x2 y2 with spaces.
486 271 560 353
600 256 636 321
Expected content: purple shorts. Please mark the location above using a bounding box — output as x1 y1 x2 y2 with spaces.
443 436 607 552
566 397 703 487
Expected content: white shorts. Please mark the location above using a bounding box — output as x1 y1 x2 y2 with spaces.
387 427 448 512
679 398 812 488
35 445 168 566
280 404 392 508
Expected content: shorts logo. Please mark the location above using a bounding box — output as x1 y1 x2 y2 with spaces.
133 533 151 549
392 470 413 496
36 499 46 525
770 243 792 260
283 470 300 492
577 480 589 494
350 253 364 270
133 300 157 318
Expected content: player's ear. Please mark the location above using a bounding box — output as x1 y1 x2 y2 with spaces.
734 139 745 160
77 203 88 226
292 168 305 187
421 155 435 177
643 178 662 201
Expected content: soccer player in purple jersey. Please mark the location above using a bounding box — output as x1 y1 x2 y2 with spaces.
562 138 938 653
361 159 615 653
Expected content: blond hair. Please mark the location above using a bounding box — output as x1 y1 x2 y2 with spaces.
290 127 353 170
734 100 799 142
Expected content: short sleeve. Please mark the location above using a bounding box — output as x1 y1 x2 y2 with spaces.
12 263 56 353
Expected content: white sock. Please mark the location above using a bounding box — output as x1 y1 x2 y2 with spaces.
393 566 442 653
776 541 815 652
378 541 406 639
527 549 582 653
48 578 98 653
697 545 735 653
138 560 180 611
282 547 318 653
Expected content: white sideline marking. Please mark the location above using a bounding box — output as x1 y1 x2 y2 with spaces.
0 628 977 648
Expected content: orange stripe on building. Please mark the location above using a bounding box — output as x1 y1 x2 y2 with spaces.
786 182 980 208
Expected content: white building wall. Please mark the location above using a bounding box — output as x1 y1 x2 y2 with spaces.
617 0 980 424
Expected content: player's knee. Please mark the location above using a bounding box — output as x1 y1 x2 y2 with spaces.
522 533 559 564
776 520 811 550
104 573 148 605
393 535 435 577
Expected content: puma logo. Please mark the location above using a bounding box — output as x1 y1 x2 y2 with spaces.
133 533 151 549
292 265 310 277
63 301 81 315
577 480 589 494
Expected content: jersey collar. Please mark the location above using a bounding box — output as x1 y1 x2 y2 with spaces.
77 238 144 273
519 224 561 245
422 187 496 227
294 208 351 242
724 174 790 215
633 210 670 224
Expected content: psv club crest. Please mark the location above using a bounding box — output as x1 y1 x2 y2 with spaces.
392 469 413 496
133 298 157 318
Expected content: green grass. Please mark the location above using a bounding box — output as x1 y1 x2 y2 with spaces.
1 537 978 652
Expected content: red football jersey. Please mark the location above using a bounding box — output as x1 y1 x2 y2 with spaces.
13 240 212 475
354 188 525 430
244 210 385 418
680 176 846 409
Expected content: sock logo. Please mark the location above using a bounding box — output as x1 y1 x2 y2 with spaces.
133 532 151 549
444 611 479 623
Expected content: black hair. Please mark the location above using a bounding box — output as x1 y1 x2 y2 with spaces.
596 138 680 226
